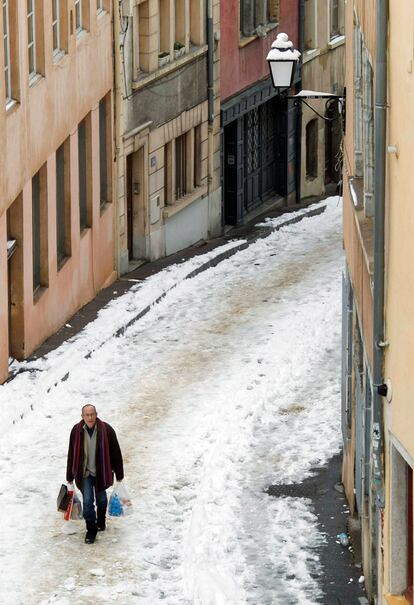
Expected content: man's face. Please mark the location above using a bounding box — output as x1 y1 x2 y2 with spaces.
82 405 97 429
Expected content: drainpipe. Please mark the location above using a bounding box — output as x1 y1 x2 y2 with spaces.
371 0 388 593
207 0 214 126
295 0 305 203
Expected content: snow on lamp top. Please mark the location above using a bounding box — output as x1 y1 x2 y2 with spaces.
266 33 301 89
266 33 301 62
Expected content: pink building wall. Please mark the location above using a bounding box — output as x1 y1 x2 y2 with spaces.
0 5 116 381
220 1 299 102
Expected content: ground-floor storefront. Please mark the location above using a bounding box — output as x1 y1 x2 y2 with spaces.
221 78 298 226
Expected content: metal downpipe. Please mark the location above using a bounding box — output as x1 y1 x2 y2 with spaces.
371 0 388 594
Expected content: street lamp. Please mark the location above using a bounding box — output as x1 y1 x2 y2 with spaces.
266 33 344 122
266 33 301 89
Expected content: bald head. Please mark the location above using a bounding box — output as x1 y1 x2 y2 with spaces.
81 404 98 429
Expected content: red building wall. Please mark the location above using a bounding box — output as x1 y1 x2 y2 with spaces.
221 1 299 102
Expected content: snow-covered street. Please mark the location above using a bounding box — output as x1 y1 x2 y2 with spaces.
0 198 343 605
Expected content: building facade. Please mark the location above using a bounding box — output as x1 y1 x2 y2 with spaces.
342 1 414 603
220 0 300 226
300 0 345 200
0 1 116 383
114 0 221 274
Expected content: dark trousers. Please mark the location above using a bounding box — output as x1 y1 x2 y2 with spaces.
82 476 107 524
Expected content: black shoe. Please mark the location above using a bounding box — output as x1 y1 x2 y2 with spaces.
97 508 106 532
85 521 97 544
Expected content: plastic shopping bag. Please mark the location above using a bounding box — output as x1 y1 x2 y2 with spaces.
70 492 83 520
109 483 133 517
63 486 83 521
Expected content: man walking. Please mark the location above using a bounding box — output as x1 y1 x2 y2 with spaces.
66 404 124 544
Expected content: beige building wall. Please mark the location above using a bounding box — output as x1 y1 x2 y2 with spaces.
382 1 414 603
0 2 116 382
114 0 221 274
300 0 345 200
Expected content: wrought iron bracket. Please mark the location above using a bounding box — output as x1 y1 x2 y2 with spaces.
286 94 345 122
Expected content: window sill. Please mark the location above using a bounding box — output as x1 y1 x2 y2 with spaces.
52 49 66 64
76 28 88 42
328 34 345 50
100 201 111 217
5 98 19 114
80 226 91 238
132 45 208 91
239 21 279 48
57 256 71 272
33 285 47 305
302 48 321 64
29 73 43 88
163 186 208 219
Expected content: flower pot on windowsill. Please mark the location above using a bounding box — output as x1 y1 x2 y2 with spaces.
173 43 186 60
158 52 170 67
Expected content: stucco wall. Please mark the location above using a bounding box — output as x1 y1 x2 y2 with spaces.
0 215 8 383
384 0 414 463
220 0 298 103
0 5 116 378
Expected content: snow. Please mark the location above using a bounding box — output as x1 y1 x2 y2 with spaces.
0 197 343 604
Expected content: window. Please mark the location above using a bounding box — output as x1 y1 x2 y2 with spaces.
304 0 317 51
330 0 344 39
56 140 71 266
27 0 37 75
32 166 48 293
3 0 11 99
96 0 108 12
99 96 111 207
138 0 152 72
190 0 204 46
27 0 44 78
166 126 203 204
32 172 41 291
194 125 202 188
330 0 339 37
353 24 374 217
175 0 186 47
52 0 67 56
78 115 92 231
3 0 19 104
52 0 60 52
75 0 89 32
306 119 318 179
175 134 187 199
240 0 278 38
75 0 82 30
159 0 171 55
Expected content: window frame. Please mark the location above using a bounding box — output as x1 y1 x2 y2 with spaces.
27 0 37 77
99 95 111 208
330 0 340 38
304 0 318 52
305 118 318 179
56 139 71 267
52 0 60 53
3 0 11 100
78 114 92 231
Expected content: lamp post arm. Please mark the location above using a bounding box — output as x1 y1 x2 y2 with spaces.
286 95 344 122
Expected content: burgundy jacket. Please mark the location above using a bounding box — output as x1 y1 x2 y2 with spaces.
66 421 124 492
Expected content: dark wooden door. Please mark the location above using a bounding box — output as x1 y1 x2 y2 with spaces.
126 154 133 259
244 107 261 213
260 99 277 199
